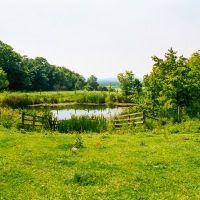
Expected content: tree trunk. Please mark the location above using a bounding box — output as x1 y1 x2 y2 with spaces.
177 106 181 123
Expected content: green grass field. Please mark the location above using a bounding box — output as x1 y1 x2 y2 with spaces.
0 124 200 199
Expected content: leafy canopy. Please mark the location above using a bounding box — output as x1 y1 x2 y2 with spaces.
117 70 142 95
143 48 200 111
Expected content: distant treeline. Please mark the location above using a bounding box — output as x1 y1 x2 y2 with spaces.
0 40 108 91
98 78 119 87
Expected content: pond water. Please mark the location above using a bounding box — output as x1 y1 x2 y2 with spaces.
50 105 126 120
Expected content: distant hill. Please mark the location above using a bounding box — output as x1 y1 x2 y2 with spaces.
97 78 119 87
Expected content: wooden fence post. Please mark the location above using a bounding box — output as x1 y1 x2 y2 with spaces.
33 116 35 127
22 112 25 126
178 106 181 123
143 110 146 124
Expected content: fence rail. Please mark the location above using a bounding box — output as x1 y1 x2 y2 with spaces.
114 111 145 128
21 112 56 130
114 110 161 129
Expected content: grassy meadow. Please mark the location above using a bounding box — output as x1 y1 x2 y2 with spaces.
0 121 200 200
0 91 200 199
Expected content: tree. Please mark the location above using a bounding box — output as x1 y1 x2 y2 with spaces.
143 69 162 114
74 74 86 90
0 41 31 90
23 57 50 90
97 84 108 91
143 48 198 118
188 50 200 105
85 75 99 91
117 70 142 95
0 40 88 91
0 67 9 89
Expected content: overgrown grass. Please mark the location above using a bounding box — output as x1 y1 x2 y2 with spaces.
0 107 21 129
57 115 107 133
0 121 200 199
0 91 133 108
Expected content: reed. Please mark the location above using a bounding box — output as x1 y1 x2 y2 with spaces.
1 94 32 108
57 115 107 133
0 91 133 108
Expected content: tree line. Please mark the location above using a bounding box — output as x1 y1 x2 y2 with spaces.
0 40 106 91
117 48 200 117
1 40 199 116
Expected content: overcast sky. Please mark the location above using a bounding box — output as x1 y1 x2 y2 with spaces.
0 0 199 79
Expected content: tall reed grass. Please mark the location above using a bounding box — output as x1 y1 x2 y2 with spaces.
1 94 32 108
0 91 135 108
57 115 107 133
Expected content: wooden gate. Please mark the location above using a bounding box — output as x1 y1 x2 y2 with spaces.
21 112 56 130
114 111 145 129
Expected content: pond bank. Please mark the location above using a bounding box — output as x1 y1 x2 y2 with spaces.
29 102 137 107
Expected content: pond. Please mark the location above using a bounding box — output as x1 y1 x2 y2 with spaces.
49 104 126 120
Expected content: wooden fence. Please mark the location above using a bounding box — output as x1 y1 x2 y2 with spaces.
114 111 145 128
21 112 57 130
114 110 162 129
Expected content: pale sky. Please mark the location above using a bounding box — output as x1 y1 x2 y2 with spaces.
0 0 199 79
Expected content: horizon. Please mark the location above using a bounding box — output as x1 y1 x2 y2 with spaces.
1 0 199 79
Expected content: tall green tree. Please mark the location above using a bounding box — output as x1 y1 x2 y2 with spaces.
85 75 99 91
23 57 51 90
0 67 9 89
117 70 142 95
144 48 198 115
0 40 88 91
143 68 162 114
188 50 200 105
0 41 31 90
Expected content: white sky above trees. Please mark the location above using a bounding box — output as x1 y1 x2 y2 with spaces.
0 0 199 79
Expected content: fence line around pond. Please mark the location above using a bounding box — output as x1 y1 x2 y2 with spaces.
114 110 161 129
21 110 162 131
21 112 57 130
114 111 144 128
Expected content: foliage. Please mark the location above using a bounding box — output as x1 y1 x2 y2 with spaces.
0 91 135 108
85 75 99 91
57 115 107 133
73 134 84 148
1 94 32 108
188 50 200 104
75 91 106 104
0 107 20 128
97 84 108 91
117 70 142 95
0 40 86 91
0 41 31 90
22 56 86 91
143 48 200 116
0 67 9 89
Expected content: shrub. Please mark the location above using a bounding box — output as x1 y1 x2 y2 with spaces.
2 94 32 108
74 134 84 148
0 107 20 128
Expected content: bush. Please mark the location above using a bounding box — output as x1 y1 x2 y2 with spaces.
0 107 20 128
2 94 32 108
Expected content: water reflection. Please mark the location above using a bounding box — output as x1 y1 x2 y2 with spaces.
51 105 125 120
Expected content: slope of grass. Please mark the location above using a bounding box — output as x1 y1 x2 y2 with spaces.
0 126 200 199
